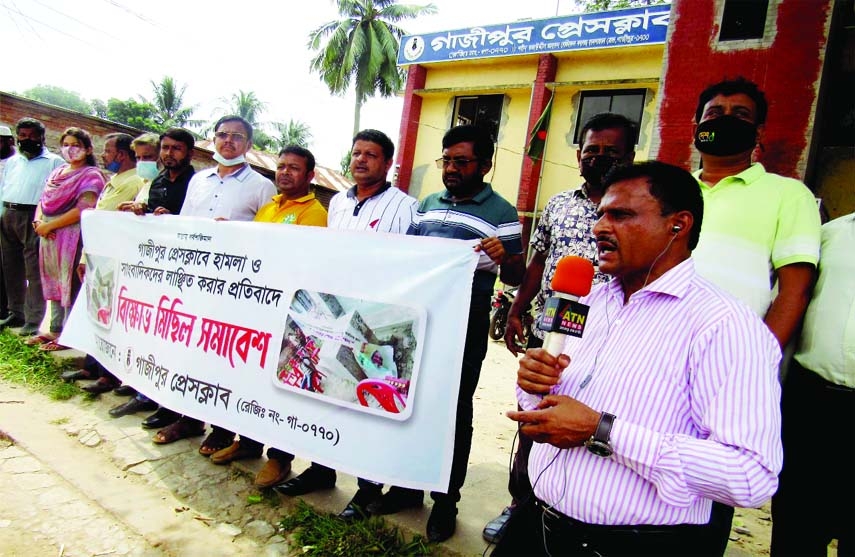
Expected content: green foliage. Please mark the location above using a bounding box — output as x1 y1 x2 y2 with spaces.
146 76 203 130
103 98 163 133
279 500 432 556
340 151 353 178
576 0 668 12
307 0 437 136
0 331 78 400
273 120 314 150
20 84 92 114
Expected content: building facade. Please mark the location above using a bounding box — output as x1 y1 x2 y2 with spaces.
395 0 852 246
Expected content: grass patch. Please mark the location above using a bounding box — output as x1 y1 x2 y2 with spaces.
0 330 78 400
279 500 433 557
49 417 70 425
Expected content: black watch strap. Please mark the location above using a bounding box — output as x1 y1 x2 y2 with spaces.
585 412 615 457
593 412 615 443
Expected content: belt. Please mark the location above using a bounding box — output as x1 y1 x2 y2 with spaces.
533 498 722 555
3 202 37 211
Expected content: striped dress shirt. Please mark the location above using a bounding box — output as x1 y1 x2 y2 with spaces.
519 258 782 525
327 182 416 234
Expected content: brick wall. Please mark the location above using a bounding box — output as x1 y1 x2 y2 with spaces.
0 91 216 170
651 0 834 181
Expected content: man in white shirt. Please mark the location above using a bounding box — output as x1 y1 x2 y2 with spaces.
152 115 275 454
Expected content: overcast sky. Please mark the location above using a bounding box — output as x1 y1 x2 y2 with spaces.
2 0 586 167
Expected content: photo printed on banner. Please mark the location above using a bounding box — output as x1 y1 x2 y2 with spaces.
274 289 426 421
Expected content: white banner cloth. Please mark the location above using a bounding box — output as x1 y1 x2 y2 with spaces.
61 210 478 492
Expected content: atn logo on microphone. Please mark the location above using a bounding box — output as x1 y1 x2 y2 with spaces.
541 298 590 338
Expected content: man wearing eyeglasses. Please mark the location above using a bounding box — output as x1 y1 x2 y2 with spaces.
178 115 275 221
150 115 275 453
353 124 524 543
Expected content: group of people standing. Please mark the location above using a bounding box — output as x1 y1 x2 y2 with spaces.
0 73 850 555
480 77 850 557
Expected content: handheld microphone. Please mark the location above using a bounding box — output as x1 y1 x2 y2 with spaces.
539 255 595 356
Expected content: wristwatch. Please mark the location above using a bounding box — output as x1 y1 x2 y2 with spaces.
585 412 615 457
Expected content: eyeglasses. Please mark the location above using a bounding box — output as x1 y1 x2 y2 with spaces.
214 131 247 142
435 157 479 169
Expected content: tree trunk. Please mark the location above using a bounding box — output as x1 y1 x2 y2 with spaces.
352 91 363 138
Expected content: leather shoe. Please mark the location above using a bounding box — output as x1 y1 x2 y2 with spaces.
113 385 137 396
141 407 179 429
109 398 158 417
210 441 263 465
338 486 383 521
427 501 458 543
366 486 423 515
82 379 119 394
255 458 292 488
0 315 25 329
482 505 514 543
274 466 336 496
17 323 39 336
61 369 96 383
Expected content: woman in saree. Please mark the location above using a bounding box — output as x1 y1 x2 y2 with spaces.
27 127 105 351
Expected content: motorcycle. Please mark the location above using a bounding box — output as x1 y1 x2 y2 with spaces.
489 286 534 342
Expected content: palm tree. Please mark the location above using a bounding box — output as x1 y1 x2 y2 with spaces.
273 120 314 149
217 90 270 149
308 0 437 137
147 76 201 130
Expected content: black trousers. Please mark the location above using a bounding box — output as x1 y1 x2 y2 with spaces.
771 360 855 556
508 334 543 504
506 336 733 554
0 206 45 325
492 498 728 556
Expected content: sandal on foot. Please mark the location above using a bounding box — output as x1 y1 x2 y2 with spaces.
24 334 56 346
199 429 235 456
39 341 70 352
152 420 206 445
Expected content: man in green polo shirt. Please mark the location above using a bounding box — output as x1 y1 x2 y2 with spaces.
690 76 821 556
691 77 820 349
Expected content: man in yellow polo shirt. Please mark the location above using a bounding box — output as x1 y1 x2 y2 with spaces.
691 77 820 349
209 144 327 487
252 145 327 226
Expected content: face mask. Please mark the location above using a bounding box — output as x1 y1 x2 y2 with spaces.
213 150 246 167
17 139 42 156
61 145 87 163
694 115 757 156
580 156 621 188
136 160 159 180
105 160 122 173
0 143 12 159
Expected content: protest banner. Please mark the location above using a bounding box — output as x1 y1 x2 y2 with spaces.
61 210 479 492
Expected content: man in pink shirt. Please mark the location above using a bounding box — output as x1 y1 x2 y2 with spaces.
492 161 782 556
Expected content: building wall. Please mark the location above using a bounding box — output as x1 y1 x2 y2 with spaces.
651 0 834 181
538 44 662 209
402 43 664 213
405 57 539 204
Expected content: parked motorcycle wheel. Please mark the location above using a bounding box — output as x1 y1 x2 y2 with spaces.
489 308 507 340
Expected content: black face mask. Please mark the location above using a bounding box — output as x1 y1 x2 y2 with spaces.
0 143 12 159
17 139 43 157
580 156 621 188
694 115 757 156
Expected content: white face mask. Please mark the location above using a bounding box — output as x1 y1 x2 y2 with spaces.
213 150 246 167
136 160 159 180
